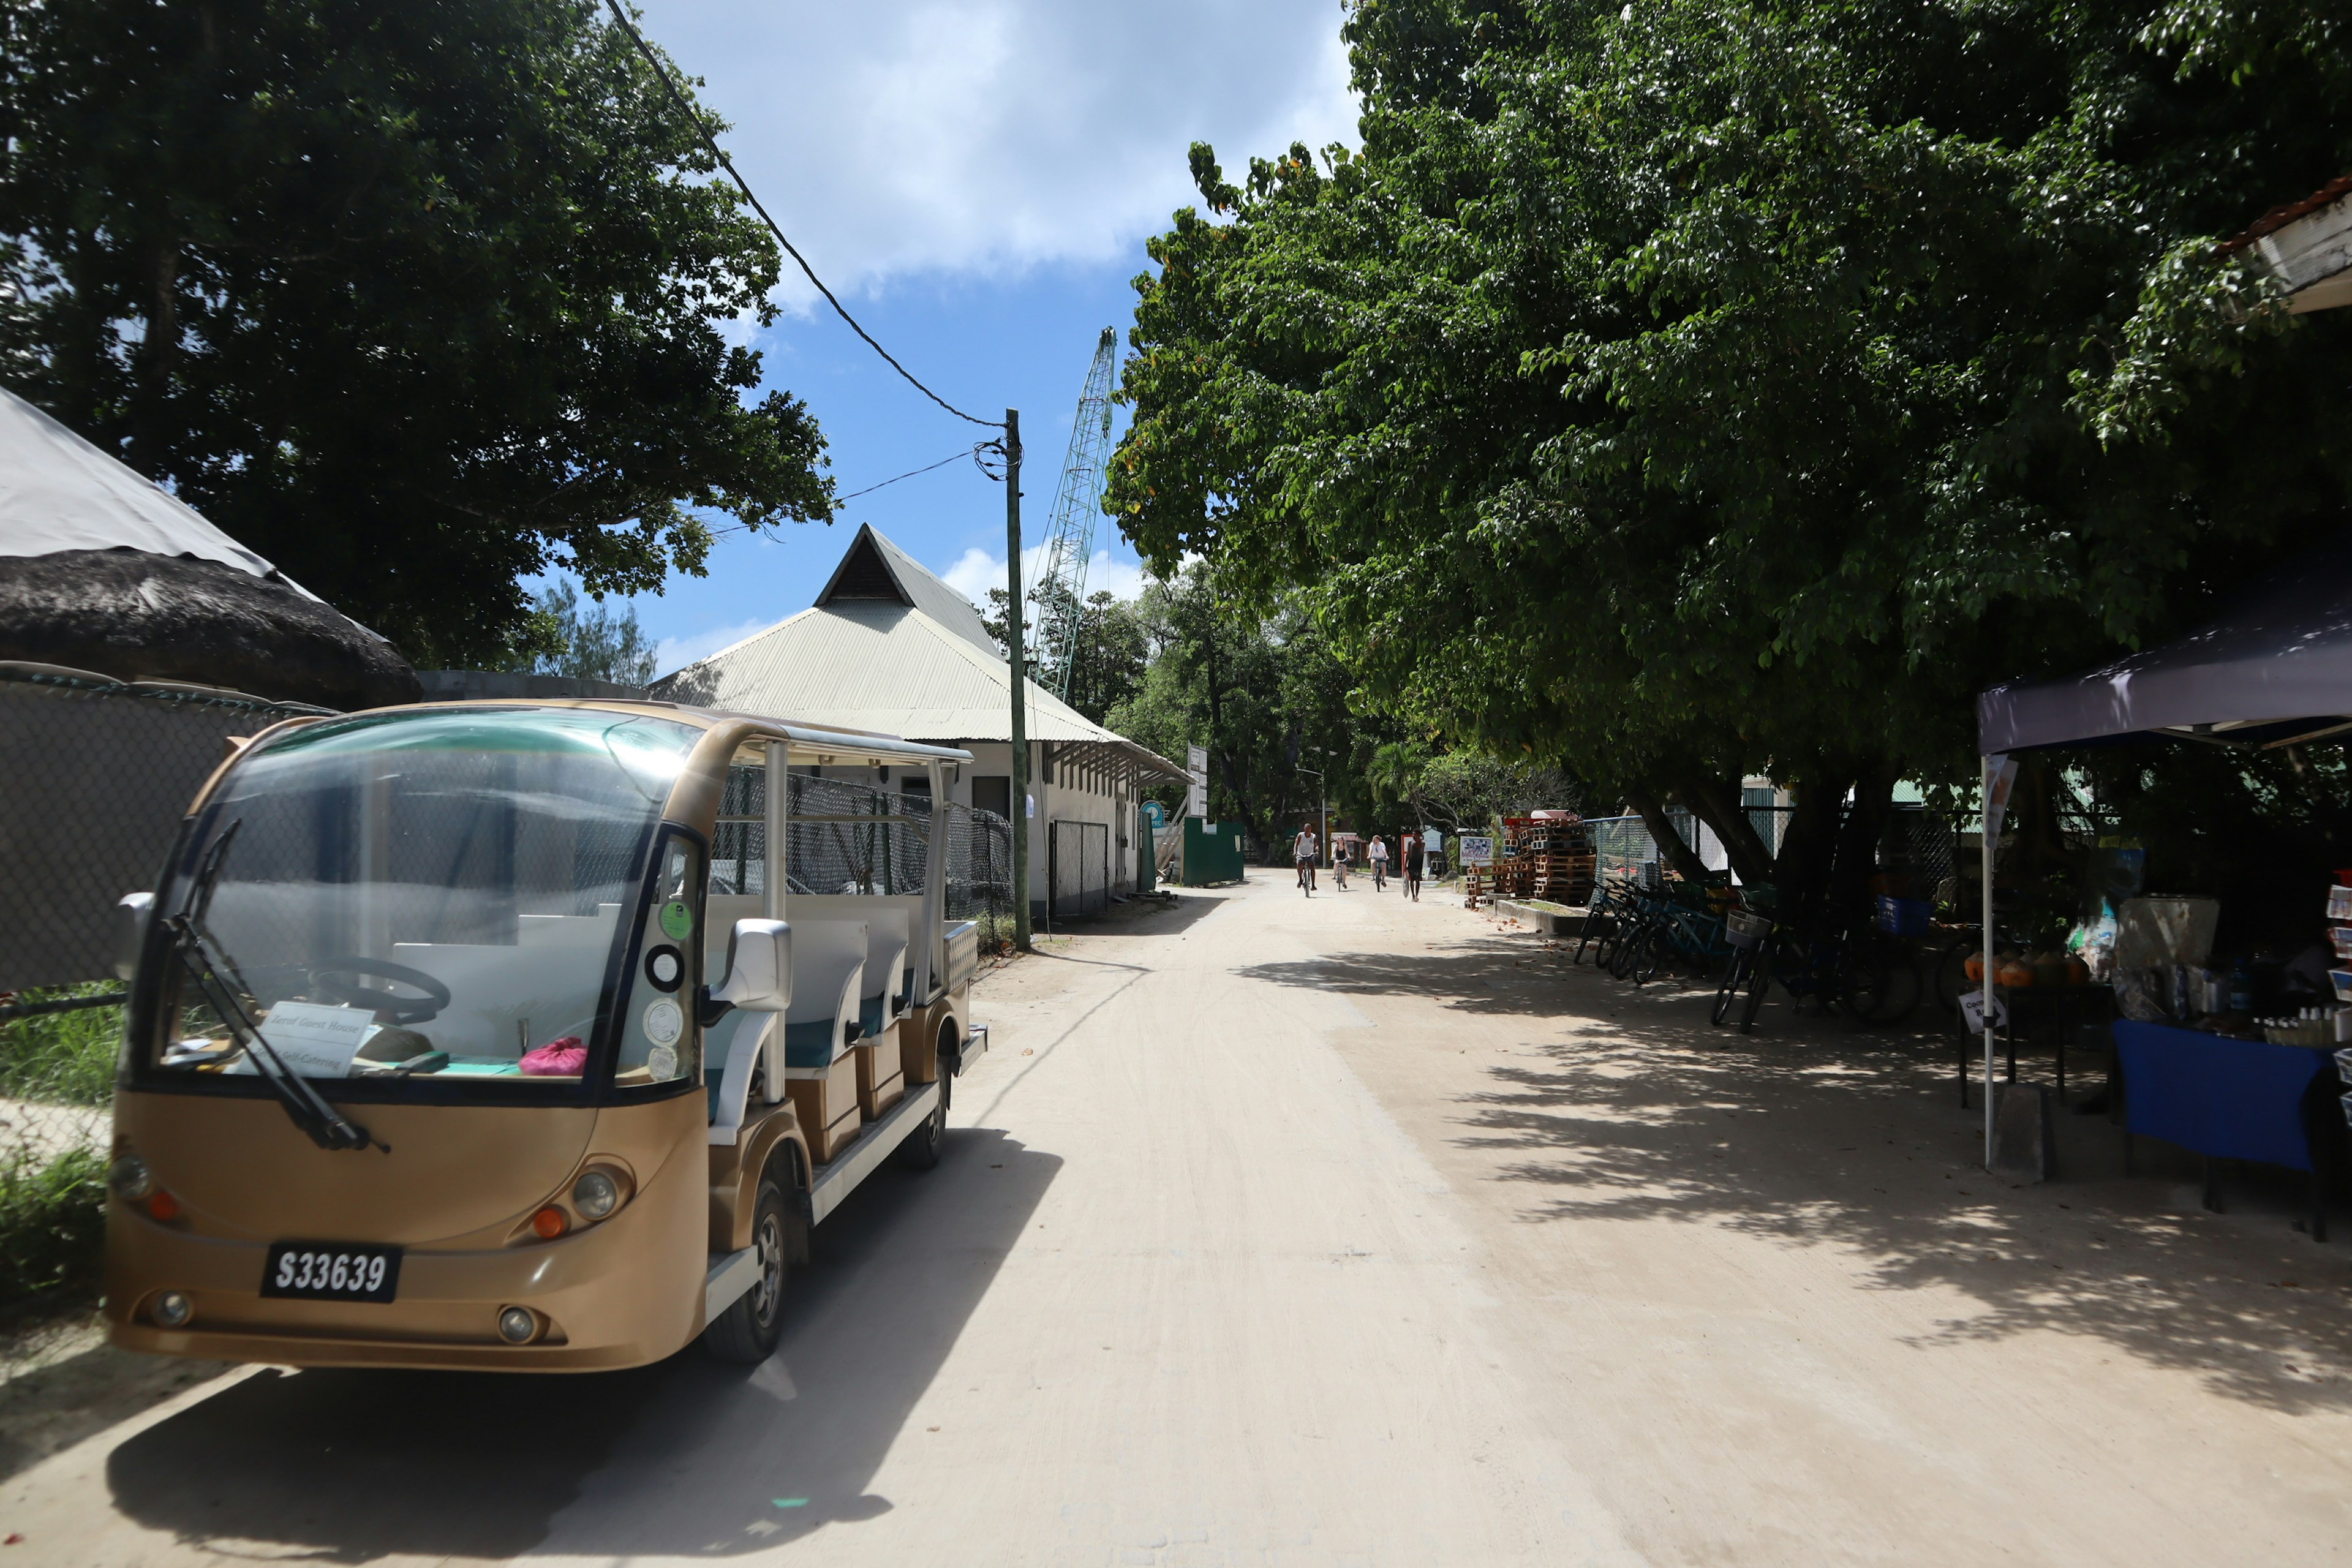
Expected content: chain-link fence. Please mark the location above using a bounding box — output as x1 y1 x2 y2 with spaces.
711 767 1016 951
0 663 331 1340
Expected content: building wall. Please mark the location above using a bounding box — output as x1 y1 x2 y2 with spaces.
906 739 1137 918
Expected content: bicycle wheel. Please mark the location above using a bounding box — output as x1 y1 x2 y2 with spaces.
1738 944 1773 1032
1838 940 1923 1028
1634 921 1670 985
1574 894 1610 965
1607 916 1646 979
1711 946 1752 1027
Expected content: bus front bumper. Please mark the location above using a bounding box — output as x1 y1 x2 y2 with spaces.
104 1183 704 1373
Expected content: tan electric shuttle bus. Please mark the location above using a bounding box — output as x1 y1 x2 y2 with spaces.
103 699 986 1370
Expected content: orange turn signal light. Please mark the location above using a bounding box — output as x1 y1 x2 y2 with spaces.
530 1205 568 1239
147 1189 181 1222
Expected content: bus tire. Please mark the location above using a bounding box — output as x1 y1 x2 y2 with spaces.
703 1176 789 1363
895 1091 947 1170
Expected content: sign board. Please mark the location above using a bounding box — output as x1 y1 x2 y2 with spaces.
1185 745 1208 820
1958 988 2010 1035
1458 835 1496 867
1142 800 1165 828
1423 829 1442 852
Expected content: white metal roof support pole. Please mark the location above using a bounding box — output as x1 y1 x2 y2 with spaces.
1005 409 1031 952
1982 759 1996 1169
918 758 946 999
765 739 788 921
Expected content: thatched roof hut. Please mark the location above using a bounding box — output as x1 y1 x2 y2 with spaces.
0 390 418 710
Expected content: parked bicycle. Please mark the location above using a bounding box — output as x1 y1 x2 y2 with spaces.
1716 907 1923 1033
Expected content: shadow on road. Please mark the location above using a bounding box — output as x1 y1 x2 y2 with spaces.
1038 884 1235 941
1251 934 2352 1416
103 1126 1058 1560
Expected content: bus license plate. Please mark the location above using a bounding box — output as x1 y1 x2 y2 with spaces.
261 1242 402 1303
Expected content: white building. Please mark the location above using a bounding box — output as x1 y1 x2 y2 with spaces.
651 524 1185 918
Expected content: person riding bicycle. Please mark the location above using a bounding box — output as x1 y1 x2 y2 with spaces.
1333 839 1351 890
1292 824 1319 895
1368 835 1389 890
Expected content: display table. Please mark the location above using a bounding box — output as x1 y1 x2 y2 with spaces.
1957 982 2113 1107
2111 1020 2341 1239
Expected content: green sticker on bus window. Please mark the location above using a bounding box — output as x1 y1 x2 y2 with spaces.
658 900 693 941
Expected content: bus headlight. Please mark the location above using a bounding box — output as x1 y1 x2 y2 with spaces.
110 1155 154 1201
153 1291 193 1327
571 1170 620 1221
497 1306 539 1344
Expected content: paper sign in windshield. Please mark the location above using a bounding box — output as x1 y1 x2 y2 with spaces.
257 1001 377 1077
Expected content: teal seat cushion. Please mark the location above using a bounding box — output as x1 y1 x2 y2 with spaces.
859 993 888 1039
785 1017 860 1070
704 1067 724 1123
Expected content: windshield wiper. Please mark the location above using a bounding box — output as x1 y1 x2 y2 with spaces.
168 821 388 1155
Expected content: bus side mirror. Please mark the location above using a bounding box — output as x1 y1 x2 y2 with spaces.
113 892 154 982
711 919 790 1012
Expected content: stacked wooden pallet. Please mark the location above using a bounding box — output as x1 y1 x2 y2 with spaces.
1518 817 1596 906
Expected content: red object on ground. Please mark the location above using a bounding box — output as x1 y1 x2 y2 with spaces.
519 1037 586 1076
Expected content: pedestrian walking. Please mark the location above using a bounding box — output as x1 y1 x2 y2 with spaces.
1369 834 1389 891
1403 832 1424 902
1293 823 1318 895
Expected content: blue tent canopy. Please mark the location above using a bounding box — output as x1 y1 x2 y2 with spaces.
1977 534 2352 754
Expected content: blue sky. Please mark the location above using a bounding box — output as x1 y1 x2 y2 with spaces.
564 0 1360 674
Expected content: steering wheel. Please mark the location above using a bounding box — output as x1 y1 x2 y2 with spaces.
277 958 453 1025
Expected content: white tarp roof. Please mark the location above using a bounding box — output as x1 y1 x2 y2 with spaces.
0 386 296 585
1977 534 2352 753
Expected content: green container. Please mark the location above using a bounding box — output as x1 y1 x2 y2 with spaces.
1182 816 1246 885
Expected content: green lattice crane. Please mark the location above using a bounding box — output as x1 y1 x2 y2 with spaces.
1028 326 1118 702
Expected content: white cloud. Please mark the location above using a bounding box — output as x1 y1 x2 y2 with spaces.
655 616 776 677
648 1 1358 295
939 545 1148 609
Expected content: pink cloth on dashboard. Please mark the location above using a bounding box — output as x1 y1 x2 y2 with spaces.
519 1038 586 1076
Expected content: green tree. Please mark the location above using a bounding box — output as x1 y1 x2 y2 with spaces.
983 584 1153 725
1111 0 2352 911
0 0 835 668
504 581 659 686
1103 565 1402 854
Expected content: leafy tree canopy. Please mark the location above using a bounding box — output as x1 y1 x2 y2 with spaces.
503 580 659 687
0 0 834 667
1106 565 1413 853
1111 0 2352 897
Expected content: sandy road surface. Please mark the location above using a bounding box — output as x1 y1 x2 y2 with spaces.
4 870 2350 1564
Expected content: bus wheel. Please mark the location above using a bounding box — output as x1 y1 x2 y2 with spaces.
704 1177 788 1363
895 1094 947 1170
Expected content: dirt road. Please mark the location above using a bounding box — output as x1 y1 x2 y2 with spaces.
4 870 2349 1564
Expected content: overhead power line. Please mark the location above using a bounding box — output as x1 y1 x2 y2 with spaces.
601 0 1001 431
709 444 992 538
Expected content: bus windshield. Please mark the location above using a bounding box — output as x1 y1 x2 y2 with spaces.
145 707 699 1095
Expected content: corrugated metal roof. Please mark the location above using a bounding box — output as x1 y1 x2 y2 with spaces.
650 599 1163 755
811 522 997 657
650 524 1186 785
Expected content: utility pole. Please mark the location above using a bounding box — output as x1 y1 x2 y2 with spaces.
1005 409 1031 951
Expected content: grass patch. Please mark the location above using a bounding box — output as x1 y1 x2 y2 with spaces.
0 985 122 1108
0 1148 107 1313
0 987 121 1316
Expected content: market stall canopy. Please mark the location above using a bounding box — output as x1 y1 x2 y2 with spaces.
0 387 418 709
1978 533 2352 754
2218 173 2352 314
